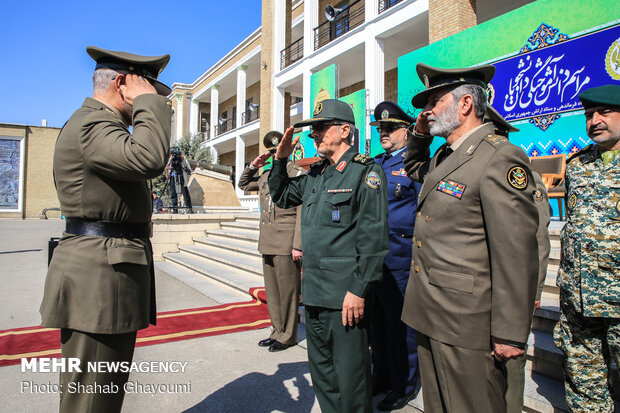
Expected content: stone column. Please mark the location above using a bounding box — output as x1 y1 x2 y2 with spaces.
174 93 184 142
189 96 199 137
236 65 248 127
365 0 378 22
272 87 286 133
365 35 385 112
304 0 318 57
210 85 220 140
302 69 312 120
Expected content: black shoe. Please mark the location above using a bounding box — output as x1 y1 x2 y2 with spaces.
377 389 419 411
268 341 294 352
258 338 275 347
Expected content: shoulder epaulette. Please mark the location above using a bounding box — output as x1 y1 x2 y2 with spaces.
485 133 508 147
567 144 595 164
353 154 373 165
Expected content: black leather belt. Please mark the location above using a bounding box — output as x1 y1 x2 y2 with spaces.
65 219 152 239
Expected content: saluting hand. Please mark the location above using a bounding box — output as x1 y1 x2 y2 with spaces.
275 126 299 160
120 73 157 106
342 292 365 327
251 152 272 168
414 110 431 136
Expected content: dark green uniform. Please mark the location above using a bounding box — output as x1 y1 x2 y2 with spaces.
269 147 389 413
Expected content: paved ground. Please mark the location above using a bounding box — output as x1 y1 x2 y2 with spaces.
0 219 420 412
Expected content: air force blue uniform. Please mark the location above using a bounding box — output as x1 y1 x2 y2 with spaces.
370 101 421 403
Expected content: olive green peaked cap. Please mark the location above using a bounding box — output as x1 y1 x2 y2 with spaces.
411 63 495 108
87 46 172 96
294 99 355 127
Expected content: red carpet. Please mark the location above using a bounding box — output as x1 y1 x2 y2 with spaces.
0 287 269 367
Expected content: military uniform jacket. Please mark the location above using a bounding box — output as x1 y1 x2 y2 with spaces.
375 150 422 270
40 95 171 334
402 123 539 350
269 147 389 309
238 161 304 255
532 172 551 302
557 145 620 317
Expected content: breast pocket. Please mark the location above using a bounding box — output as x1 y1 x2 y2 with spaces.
324 192 354 227
303 193 319 226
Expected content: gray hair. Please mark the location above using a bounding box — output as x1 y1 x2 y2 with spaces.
450 84 487 119
92 68 123 93
345 122 356 145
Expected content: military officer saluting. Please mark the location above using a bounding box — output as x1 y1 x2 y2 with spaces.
238 131 304 352
40 46 172 413
554 84 620 412
269 99 389 413
369 101 422 410
402 63 540 412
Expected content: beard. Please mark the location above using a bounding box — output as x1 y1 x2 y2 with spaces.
428 100 461 137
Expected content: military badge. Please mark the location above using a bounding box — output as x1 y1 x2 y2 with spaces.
381 109 389 120
336 161 346 172
436 180 466 199
567 193 577 209
507 166 528 190
365 171 381 189
314 102 323 116
617 199 620 214
534 187 544 202
272 136 279 145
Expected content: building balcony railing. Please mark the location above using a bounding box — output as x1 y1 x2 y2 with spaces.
214 118 236 137
378 0 404 14
199 130 210 141
314 0 364 51
281 36 304 70
241 105 260 125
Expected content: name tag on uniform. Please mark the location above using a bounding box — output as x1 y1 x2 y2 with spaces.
332 207 341 223
436 180 466 199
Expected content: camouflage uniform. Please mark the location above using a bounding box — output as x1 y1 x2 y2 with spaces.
554 144 620 412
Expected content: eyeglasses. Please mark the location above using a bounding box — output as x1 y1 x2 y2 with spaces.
310 122 345 134
376 124 406 134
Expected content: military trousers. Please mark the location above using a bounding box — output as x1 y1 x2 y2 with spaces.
263 255 301 345
416 332 506 413
371 267 419 396
59 329 137 413
554 301 620 412
305 305 373 413
502 352 526 413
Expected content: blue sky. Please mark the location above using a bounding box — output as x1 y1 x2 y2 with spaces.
0 1 262 127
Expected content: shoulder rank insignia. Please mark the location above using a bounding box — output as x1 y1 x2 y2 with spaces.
507 166 528 190
436 180 466 199
365 171 381 189
353 154 372 164
336 161 347 172
567 144 595 164
567 193 577 210
487 134 508 146
533 186 543 202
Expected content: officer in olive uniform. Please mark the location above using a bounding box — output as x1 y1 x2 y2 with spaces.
485 106 551 413
370 101 422 411
40 46 172 413
268 99 389 413
402 64 540 412
554 84 620 412
238 131 305 352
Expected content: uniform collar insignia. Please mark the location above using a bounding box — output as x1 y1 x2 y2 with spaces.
465 145 476 155
336 160 347 172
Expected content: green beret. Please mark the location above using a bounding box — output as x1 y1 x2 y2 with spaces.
578 84 620 109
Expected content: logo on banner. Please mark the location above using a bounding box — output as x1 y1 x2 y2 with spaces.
605 38 620 80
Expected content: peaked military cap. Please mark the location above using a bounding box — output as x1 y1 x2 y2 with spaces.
87 46 172 96
485 105 519 133
578 84 620 109
294 99 355 127
411 63 496 108
263 130 283 151
369 100 415 126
